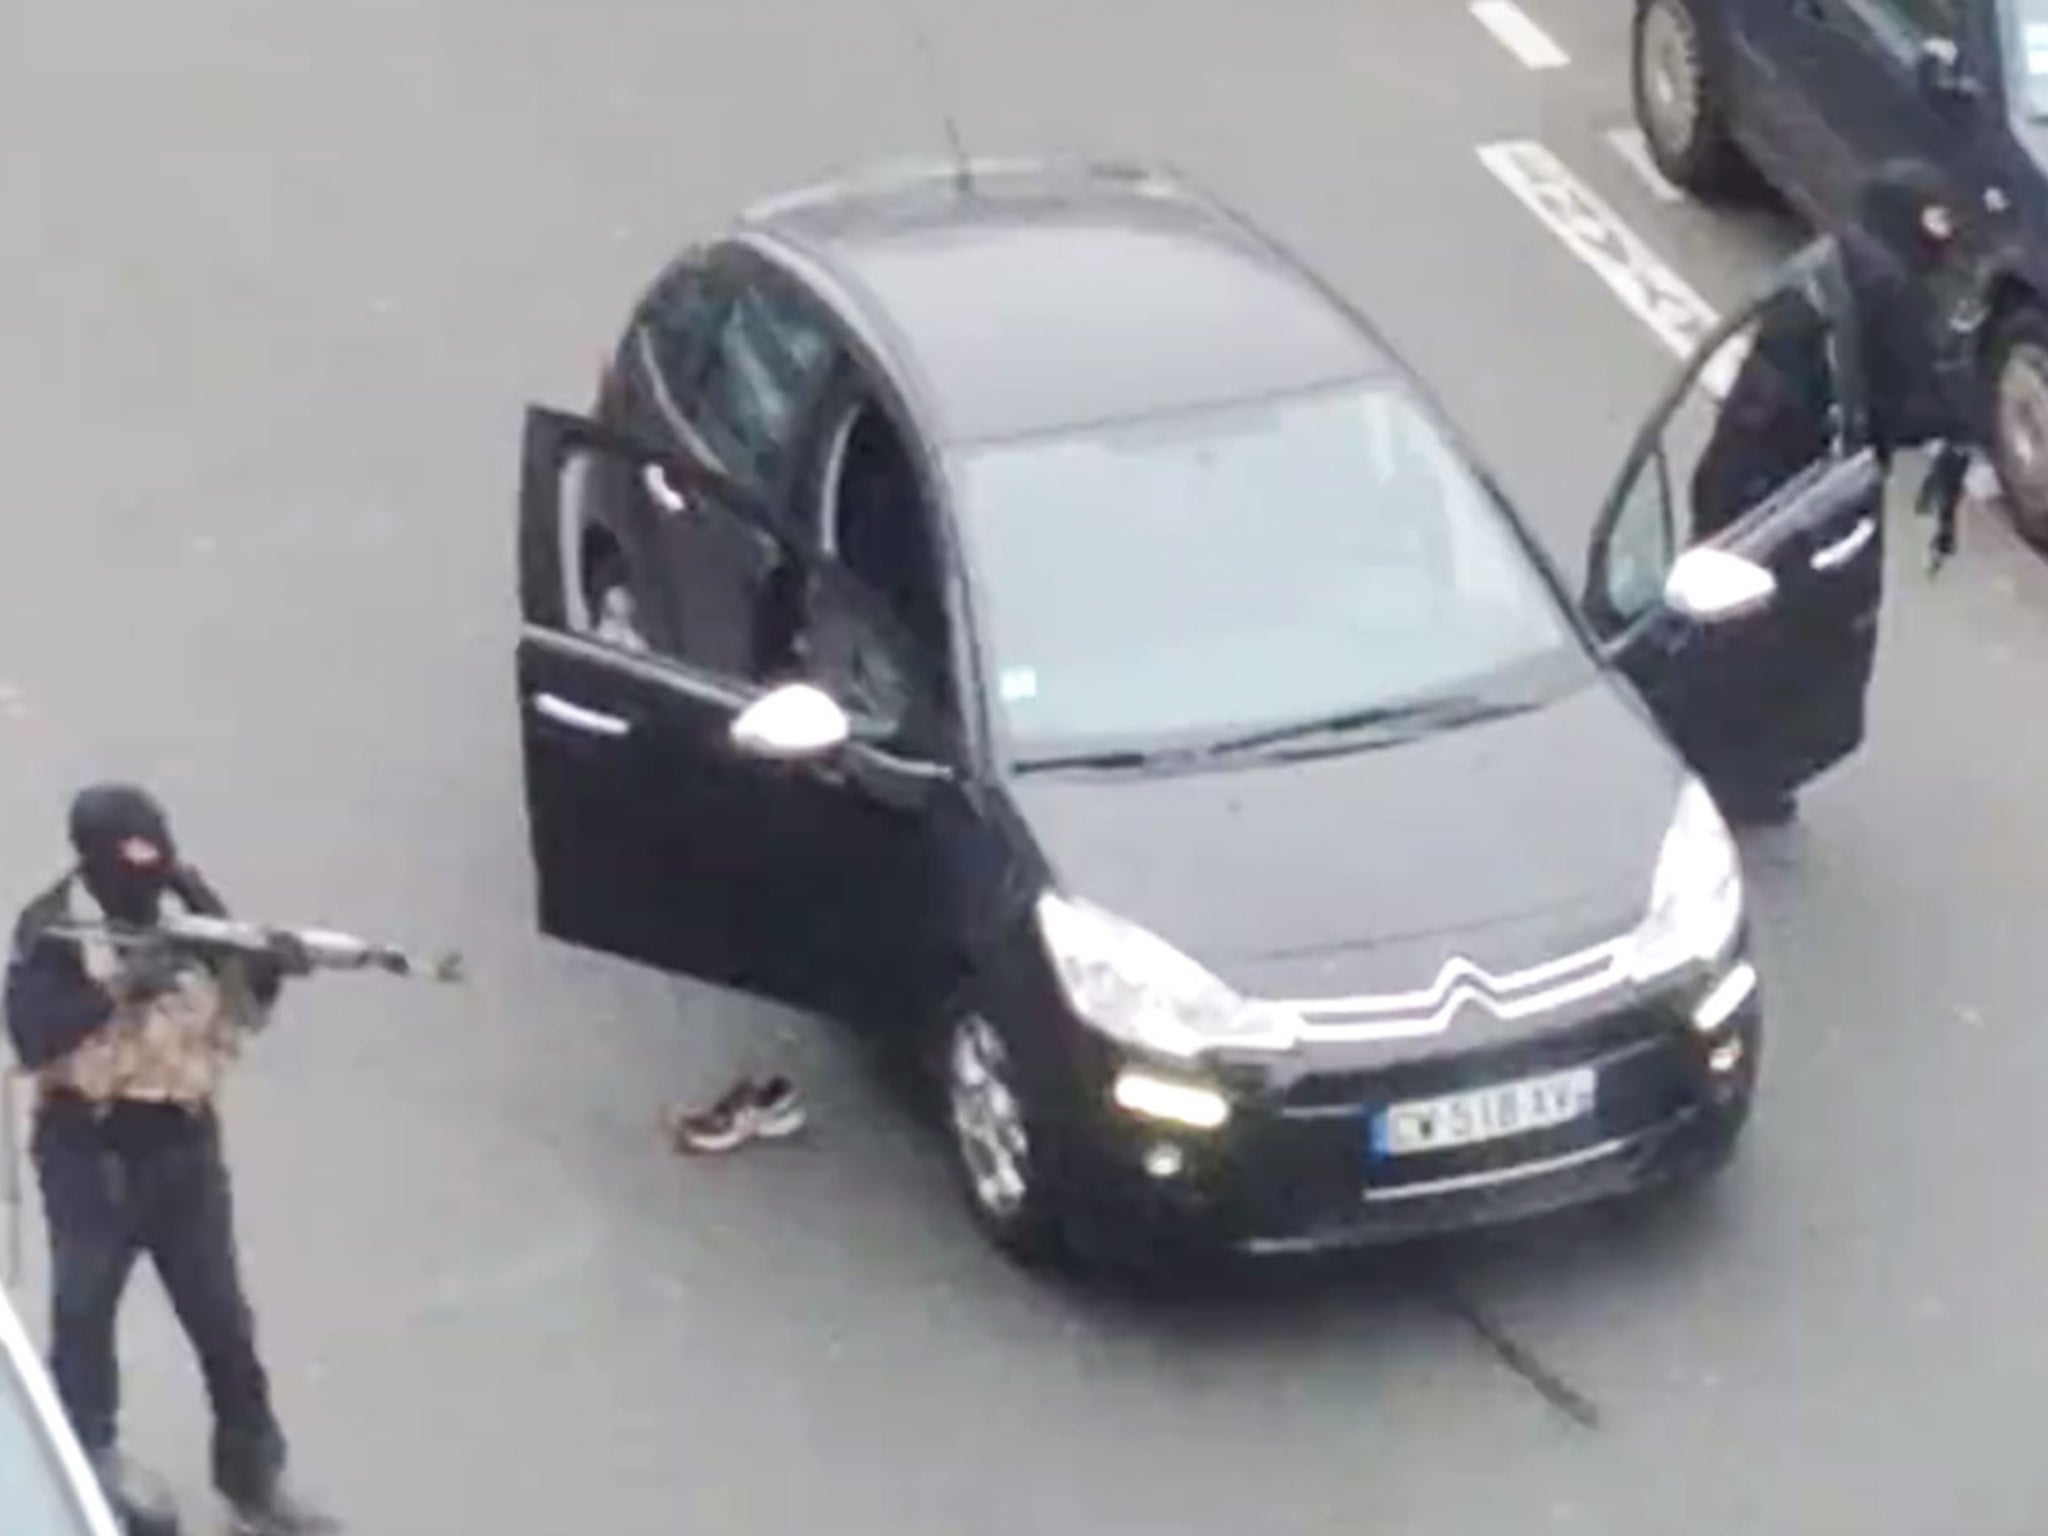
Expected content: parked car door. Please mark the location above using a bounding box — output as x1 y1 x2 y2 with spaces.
1775 0 1992 212
1723 0 1872 214
1581 240 1885 808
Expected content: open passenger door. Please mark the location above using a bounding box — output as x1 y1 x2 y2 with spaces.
1581 239 1884 812
513 405 840 1010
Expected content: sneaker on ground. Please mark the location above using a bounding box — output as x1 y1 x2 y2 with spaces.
668 1076 806 1154
747 1075 806 1139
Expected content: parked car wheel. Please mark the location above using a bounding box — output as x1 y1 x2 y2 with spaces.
1988 305 2048 551
1632 0 1748 197
937 1007 1070 1267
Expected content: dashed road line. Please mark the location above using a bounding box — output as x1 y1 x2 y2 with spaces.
1476 138 1739 397
1470 1 1572 70
1604 125 1685 204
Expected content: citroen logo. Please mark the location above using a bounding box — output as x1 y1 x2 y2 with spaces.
1276 939 1630 1043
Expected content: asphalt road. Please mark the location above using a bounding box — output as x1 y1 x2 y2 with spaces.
5 2 2048 1532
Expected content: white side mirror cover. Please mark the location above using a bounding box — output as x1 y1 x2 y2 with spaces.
729 683 852 760
1663 546 1777 623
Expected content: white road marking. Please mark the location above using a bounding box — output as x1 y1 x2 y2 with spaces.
1476 139 1737 397
1604 126 1684 203
1470 1 1571 69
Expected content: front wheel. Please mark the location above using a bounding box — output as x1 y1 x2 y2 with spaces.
1987 306 2048 551
1632 0 1748 198
937 1009 1071 1267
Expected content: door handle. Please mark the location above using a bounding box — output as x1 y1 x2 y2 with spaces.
531 692 632 738
643 463 688 515
1811 516 1876 571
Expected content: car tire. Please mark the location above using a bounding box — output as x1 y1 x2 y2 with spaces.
1631 0 1748 198
934 1005 1073 1268
1986 304 2048 551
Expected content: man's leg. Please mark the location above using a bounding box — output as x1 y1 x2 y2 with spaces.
32 1103 140 1459
144 1114 326 1532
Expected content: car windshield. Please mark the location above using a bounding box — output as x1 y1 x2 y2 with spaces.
0 1348 95 1536
951 379 1592 762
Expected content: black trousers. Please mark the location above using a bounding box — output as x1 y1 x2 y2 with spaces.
33 1094 288 1504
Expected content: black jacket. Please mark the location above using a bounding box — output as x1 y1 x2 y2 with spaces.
3 866 282 1072
1689 234 1977 542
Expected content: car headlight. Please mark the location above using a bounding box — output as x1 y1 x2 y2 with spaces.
1035 892 1299 1060
1626 778 1744 982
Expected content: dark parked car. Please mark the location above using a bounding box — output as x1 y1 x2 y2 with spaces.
515 157 1884 1267
1632 0 2048 547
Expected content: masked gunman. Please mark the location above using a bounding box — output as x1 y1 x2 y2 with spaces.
3 785 334 1535
1693 157 1984 558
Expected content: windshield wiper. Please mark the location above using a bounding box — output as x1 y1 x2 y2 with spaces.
1011 696 1537 776
1201 694 1537 758
1012 746 1204 775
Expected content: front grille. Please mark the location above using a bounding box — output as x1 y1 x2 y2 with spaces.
1281 1000 1679 1112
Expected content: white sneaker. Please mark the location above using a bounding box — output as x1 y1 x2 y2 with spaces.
667 1076 807 1154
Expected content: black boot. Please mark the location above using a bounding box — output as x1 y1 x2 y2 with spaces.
87 1448 184 1536
224 1481 338 1536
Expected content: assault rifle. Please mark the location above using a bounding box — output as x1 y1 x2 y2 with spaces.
43 912 466 984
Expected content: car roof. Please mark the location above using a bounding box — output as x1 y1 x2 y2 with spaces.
741 157 1392 446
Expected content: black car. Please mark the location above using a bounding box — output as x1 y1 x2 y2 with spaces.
514 157 1884 1267
1632 0 2048 547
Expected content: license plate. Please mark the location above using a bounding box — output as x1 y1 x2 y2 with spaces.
1370 1066 1597 1158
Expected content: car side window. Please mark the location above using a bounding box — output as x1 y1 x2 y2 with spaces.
1601 444 1678 623
824 404 949 649
799 568 928 741
692 278 839 490
791 401 951 746
550 431 801 688
639 258 723 402
1592 264 1850 629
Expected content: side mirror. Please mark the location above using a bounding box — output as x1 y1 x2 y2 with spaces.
1916 37 1981 106
1663 546 1777 623
729 683 851 761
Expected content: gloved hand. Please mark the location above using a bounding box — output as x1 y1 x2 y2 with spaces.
113 942 186 1005
268 931 316 979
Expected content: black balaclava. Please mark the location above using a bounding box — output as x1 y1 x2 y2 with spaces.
68 783 178 926
1849 157 1956 279
1841 158 1958 356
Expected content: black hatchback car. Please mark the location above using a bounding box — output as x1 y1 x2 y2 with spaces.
514 157 1885 1267
1632 0 2048 547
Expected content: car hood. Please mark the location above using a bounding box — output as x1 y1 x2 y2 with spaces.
1008 676 1685 993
